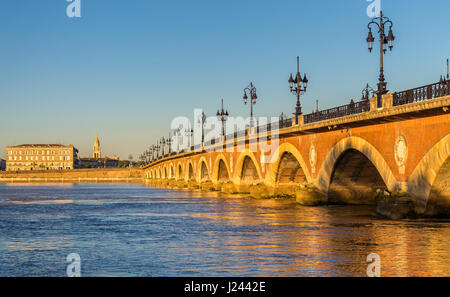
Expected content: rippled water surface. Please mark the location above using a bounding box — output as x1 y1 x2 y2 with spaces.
1 183 450 277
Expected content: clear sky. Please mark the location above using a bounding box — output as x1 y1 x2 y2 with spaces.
1 0 449 160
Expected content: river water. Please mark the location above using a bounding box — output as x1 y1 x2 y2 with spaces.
0 183 449 277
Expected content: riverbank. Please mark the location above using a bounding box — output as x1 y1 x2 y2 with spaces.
0 168 144 183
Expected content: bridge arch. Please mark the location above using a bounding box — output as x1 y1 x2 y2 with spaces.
162 165 168 179
157 167 161 179
316 136 397 198
267 142 312 187
169 163 175 179
234 151 263 185
176 162 183 181
409 133 450 214
212 154 231 183
186 160 195 181
197 157 210 182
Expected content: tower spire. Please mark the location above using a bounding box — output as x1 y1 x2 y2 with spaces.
93 134 101 159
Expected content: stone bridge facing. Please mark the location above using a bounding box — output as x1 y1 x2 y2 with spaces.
144 94 450 217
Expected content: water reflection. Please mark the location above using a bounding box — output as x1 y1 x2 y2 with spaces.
0 183 450 276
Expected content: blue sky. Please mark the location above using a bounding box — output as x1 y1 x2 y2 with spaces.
0 0 449 159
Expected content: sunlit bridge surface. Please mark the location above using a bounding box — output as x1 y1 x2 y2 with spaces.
1 184 450 277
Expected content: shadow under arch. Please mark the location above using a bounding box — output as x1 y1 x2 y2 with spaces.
267 142 312 187
186 160 195 181
234 151 263 185
162 165 168 180
316 136 397 196
212 154 231 184
157 167 161 179
169 163 175 179
176 162 183 181
328 149 388 204
197 156 211 182
409 133 450 214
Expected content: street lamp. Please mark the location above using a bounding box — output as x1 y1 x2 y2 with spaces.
172 128 181 153
185 128 194 151
154 144 161 159
166 133 172 154
243 82 257 127
160 137 166 157
216 99 229 137
151 145 156 161
197 112 207 144
366 11 395 108
288 56 308 123
361 83 374 101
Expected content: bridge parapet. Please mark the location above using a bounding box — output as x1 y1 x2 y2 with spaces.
144 90 450 170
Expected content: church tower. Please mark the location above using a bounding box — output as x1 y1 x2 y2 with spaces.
93 135 101 159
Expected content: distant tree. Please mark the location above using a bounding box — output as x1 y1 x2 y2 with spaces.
119 160 131 168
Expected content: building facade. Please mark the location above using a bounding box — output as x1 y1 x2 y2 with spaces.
0 159 5 171
5 144 79 171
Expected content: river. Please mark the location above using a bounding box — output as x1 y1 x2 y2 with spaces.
0 183 449 277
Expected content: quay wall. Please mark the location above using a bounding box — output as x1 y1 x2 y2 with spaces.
0 168 144 183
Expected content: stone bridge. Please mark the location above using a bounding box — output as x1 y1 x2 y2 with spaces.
144 83 450 218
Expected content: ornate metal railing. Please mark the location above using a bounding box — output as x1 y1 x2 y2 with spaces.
393 80 450 106
304 100 370 124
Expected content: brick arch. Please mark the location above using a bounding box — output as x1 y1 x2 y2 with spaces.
157 167 161 179
234 151 263 185
176 161 183 180
316 136 397 195
186 159 195 181
408 133 450 213
197 156 210 182
266 142 312 187
212 153 231 183
169 163 175 179
162 164 168 179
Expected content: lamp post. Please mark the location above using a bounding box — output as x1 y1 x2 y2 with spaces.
361 83 374 101
167 133 172 154
172 128 181 153
154 144 160 159
151 145 156 161
288 56 308 124
185 128 194 151
366 11 395 108
243 82 257 127
160 137 167 157
216 99 229 137
197 112 207 144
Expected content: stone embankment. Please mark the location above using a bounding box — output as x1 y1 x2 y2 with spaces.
0 168 144 183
